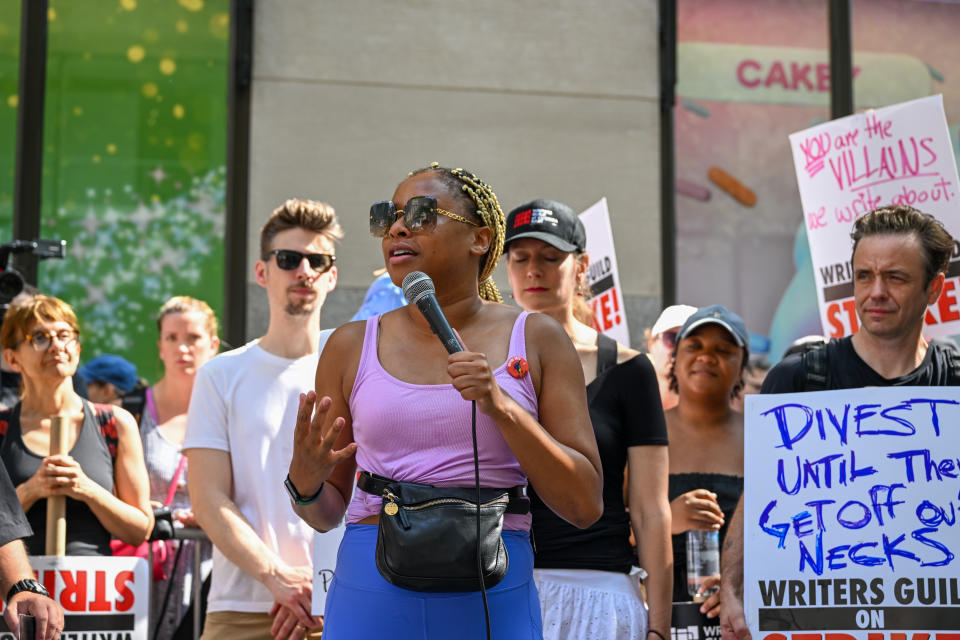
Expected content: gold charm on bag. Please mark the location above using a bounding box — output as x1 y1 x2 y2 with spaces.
383 490 400 516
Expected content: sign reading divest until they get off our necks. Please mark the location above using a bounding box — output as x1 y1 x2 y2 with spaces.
788 95 960 340
743 388 960 640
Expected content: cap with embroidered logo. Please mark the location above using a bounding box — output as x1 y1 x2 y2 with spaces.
504 199 586 253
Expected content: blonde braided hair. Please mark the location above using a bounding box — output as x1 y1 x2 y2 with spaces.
408 162 505 302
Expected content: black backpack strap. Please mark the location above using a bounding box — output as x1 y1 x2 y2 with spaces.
596 332 618 377
945 348 960 386
801 344 830 391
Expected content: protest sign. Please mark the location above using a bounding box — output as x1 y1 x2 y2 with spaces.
744 388 960 639
311 523 345 614
0 556 149 640
579 198 630 345
788 95 960 339
671 602 723 640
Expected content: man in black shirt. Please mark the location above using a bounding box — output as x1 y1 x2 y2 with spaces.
1 464 64 639
719 205 958 640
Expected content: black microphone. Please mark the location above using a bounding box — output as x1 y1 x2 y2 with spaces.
402 271 465 354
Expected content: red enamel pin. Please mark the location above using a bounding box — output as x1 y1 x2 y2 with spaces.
507 356 529 379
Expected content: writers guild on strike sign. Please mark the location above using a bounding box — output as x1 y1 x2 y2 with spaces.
0 557 150 640
744 388 960 636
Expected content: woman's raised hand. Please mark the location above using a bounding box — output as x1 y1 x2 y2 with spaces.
670 488 724 534
288 391 357 497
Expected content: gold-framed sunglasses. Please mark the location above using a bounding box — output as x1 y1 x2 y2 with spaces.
369 195 479 238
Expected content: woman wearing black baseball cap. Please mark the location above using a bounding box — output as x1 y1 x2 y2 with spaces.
505 199 672 640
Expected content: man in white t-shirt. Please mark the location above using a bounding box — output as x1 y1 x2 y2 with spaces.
184 199 341 640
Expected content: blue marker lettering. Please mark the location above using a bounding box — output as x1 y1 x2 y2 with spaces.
849 541 885 567
762 403 814 450
912 527 955 567
827 544 849 570
805 499 835 532
825 404 850 445
869 483 905 525
758 500 789 548
837 500 871 529
792 511 814 538
798 532 824 575
915 499 956 527
882 533 920 569
777 457 801 495
887 449 926 483
908 397 960 437
849 449 877 482
879 402 917 436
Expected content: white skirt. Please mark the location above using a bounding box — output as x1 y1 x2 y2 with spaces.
534 567 648 640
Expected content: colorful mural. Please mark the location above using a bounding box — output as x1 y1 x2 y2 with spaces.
0 0 229 379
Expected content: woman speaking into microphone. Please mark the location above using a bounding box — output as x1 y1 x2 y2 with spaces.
286 163 602 639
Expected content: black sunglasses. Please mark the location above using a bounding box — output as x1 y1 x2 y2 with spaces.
263 249 336 273
369 195 479 237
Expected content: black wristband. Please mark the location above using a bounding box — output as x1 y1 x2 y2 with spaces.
648 630 667 640
284 473 324 506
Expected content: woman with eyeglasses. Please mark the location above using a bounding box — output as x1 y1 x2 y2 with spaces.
504 199 672 640
665 305 746 617
136 296 219 640
286 163 603 639
0 295 153 556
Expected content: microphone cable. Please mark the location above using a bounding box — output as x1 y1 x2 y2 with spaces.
472 399 492 640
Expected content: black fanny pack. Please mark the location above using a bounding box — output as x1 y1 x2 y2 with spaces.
357 471 529 592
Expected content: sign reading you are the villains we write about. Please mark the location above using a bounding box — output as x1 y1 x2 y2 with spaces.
744 387 960 640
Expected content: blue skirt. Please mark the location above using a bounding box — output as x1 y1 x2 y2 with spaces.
323 524 543 640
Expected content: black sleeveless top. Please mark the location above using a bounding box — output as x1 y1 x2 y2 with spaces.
530 333 669 573
668 472 743 602
0 400 119 556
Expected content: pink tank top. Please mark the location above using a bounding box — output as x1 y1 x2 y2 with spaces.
346 311 538 531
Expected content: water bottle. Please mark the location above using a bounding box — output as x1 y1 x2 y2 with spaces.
686 529 720 600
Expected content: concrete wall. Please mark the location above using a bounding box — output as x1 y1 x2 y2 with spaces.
246 1 662 347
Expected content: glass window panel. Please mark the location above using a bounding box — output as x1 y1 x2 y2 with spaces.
0 0 20 244
40 0 229 378
676 0 831 361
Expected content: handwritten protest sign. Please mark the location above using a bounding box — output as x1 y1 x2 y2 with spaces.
788 95 960 339
311 521 345 614
0 556 149 640
579 198 630 345
744 388 960 639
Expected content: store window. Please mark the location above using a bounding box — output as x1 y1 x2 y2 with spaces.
0 0 20 243
38 0 229 377
675 0 831 360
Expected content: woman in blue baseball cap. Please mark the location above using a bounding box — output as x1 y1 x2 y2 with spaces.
78 354 141 406
666 304 747 616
